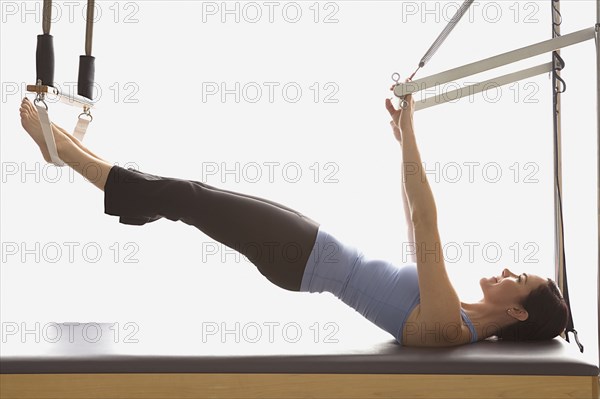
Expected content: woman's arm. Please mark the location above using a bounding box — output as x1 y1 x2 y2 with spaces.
396 103 437 224
390 119 417 263
386 88 437 224
401 184 417 263
386 91 461 340
386 96 437 224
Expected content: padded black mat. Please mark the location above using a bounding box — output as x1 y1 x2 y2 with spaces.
1 323 597 375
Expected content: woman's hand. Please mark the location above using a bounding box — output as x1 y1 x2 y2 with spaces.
385 94 403 144
385 80 415 144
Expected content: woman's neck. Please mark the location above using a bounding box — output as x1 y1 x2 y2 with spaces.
460 300 512 341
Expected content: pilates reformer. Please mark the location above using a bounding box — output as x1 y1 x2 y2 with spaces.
1 1 600 398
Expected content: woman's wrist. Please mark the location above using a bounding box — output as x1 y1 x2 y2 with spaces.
401 123 414 135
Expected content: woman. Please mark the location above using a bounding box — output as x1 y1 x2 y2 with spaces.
18 89 568 348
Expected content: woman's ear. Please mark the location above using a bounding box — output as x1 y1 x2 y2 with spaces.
507 307 529 322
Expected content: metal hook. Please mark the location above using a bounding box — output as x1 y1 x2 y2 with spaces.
78 107 93 123
33 95 48 111
391 72 401 84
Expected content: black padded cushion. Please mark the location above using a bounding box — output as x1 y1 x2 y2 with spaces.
1 323 597 375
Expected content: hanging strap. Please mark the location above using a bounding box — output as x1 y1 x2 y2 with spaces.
78 0 96 100
34 0 94 163
551 0 582 352
73 113 92 142
36 0 54 87
42 0 51 34
76 0 95 141
553 52 581 352
35 101 65 167
36 0 60 165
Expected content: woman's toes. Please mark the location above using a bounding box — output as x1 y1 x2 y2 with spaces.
21 100 30 113
24 98 37 114
19 106 29 120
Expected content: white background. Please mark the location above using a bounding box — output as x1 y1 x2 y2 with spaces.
0 0 598 361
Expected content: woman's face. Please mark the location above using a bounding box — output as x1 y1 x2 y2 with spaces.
480 268 546 308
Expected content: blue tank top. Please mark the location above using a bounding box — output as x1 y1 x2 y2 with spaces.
300 225 478 346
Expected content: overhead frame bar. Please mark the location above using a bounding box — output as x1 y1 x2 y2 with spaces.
413 62 553 111
393 27 596 103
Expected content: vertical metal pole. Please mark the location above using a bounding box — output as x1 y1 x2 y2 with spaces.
595 0 600 373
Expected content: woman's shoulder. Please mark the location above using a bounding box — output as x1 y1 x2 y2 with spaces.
402 305 476 347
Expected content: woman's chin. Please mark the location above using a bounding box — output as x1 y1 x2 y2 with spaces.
480 276 494 286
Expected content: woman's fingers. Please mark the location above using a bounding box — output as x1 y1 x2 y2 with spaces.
405 93 414 108
385 97 402 117
385 98 395 115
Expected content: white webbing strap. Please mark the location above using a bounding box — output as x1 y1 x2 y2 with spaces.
73 116 90 142
35 103 65 167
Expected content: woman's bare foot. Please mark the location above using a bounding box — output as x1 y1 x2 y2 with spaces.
20 97 107 164
51 121 108 163
19 97 67 163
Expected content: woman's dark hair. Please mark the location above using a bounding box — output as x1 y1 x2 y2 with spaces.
496 279 569 341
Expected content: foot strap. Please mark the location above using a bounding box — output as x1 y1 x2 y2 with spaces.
73 114 91 142
35 103 65 167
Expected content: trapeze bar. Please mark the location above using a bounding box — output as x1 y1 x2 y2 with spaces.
394 27 596 99
414 62 553 111
26 84 95 109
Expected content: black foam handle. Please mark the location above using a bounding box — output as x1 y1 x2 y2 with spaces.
36 34 55 87
77 55 95 100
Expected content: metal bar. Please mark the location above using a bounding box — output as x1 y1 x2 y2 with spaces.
394 27 596 98
413 63 552 111
595 0 600 371
418 0 474 68
26 84 95 109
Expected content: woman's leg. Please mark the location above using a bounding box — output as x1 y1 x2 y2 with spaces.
105 165 320 291
21 98 308 215
19 97 320 292
52 122 110 164
127 168 307 216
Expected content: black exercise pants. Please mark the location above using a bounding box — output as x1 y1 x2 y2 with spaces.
103 165 321 292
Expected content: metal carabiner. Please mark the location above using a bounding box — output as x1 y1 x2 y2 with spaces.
33 94 48 111
78 106 93 123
